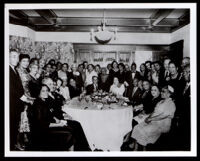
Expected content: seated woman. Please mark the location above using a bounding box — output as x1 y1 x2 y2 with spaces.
32 79 90 151
122 85 161 150
56 78 70 101
130 85 176 150
30 84 73 150
133 80 153 115
133 85 162 124
109 77 125 96
68 78 82 99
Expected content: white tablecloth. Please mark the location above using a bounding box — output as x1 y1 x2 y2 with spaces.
62 97 133 151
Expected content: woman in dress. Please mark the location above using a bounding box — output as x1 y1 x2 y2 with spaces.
85 64 98 87
68 64 84 89
108 61 120 86
58 63 69 83
31 83 90 151
122 85 162 150
28 63 41 99
168 61 182 102
109 77 125 96
150 63 159 85
68 78 82 99
37 59 45 81
56 78 71 101
139 63 147 80
16 54 32 99
133 80 152 115
94 64 101 76
133 85 162 123
16 54 33 150
130 85 176 150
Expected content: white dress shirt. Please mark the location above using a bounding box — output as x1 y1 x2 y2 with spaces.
85 70 98 86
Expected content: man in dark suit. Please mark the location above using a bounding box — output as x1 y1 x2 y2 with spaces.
86 76 99 95
9 49 24 150
160 58 171 87
125 62 140 87
177 64 190 150
125 78 142 107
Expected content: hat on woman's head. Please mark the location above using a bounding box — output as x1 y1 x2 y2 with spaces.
167 85 174 93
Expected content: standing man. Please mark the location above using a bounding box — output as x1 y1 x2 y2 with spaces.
9 49 24 150
161 57 171 86
177 64 191 150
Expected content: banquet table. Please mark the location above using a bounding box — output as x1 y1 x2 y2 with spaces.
62 97 133 151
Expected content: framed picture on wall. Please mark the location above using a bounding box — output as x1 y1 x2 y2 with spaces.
118 51 132 65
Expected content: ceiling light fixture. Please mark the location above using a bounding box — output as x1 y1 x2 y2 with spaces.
90 9 117 44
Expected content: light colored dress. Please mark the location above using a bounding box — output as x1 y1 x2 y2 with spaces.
16 67 32 135
131 98 176 146
19 109 30 133
85 70 98 86
151 72 159 85
109 84 125 96
58 70 68 82
59 86 70 100
16 67 31 97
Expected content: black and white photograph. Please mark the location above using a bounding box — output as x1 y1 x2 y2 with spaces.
4 3 197 157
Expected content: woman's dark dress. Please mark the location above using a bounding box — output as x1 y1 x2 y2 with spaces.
28 75 41 98
68 85 82 99
30 96 90 151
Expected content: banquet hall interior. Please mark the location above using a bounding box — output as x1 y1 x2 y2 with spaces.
8 8 191 152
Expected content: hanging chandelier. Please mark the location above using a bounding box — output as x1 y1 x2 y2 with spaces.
90 10 117 44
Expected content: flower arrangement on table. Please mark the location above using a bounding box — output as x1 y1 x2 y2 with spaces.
80 90 130 106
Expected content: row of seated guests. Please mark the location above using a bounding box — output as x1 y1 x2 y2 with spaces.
10 47 190 151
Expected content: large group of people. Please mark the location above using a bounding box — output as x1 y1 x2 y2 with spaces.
9 48 191 151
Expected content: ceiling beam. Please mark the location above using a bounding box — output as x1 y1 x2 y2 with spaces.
35 25 171 33
151 9 174 26
171 10 190 32
9 10 28 19
29 17 178 27
35 9 56 24
9 16 36 30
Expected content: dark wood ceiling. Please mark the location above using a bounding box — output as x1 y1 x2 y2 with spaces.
9 9 190 33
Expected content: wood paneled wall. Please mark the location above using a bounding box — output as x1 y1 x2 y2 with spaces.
73 43 171 67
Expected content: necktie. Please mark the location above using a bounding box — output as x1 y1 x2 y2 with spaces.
132 87 137 97
165 71 168 78
94 84 97 91
142 91 147 98
12 67 17 74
